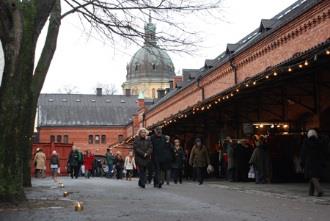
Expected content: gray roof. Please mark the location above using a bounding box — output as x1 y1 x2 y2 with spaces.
37 94 139 127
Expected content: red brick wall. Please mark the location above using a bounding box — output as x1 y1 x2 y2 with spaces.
144 1 330 127
38 127 128 154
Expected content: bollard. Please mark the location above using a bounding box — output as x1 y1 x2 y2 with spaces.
74 201 84 212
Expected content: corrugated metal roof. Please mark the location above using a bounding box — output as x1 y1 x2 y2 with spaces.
37 94 139 127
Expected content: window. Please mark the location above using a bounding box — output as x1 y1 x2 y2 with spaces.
63 135 69 144
152 63 156 70
88 135 94 144
101 135 106 144
95 135 100 144
118 135 124 143
56 135 62 143
135 64 139 71
50 135 55 143
152 88 156 99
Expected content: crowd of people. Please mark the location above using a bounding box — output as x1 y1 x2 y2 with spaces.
33 128 328 196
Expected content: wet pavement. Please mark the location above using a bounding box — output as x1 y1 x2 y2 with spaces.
1 177 330 221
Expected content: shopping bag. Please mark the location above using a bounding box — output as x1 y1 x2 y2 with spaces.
207 164 214 174
248 165 255 179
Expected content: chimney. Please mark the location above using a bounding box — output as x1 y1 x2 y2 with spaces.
96 88 102 96
157 89 165 98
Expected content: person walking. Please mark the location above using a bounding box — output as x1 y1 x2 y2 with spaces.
249 136 265 184
50 150 59 181
301 129 325 197
150 127 168 188
162 136 174 185
34 148 46 178
105 148 115 178
172 139 185 184
115 153 125 179
189 138 210 185
124 151 136 181
133 128 152 188
68 146 80 179
84 150 94 178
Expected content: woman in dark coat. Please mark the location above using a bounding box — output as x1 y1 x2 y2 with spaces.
172 139 185 184
301 129 325 197
133 128 153 188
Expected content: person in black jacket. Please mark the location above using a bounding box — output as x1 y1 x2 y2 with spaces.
301 129 325 197
150 126 168 188
172 139 185 184
68 146 80 179
162 136 174 185
133 128 152 188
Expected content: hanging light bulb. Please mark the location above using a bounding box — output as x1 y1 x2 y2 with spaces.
273 72 278 76
253 81 256 85
326 50 330 55
266 75 269 79
236 88 240 92
299 64 303 68
245 83 249 87
288 67 292 72
304 60 309 66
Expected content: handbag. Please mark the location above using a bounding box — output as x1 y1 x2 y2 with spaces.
248 165 255 179
207 164 214 174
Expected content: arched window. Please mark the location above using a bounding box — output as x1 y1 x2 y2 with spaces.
63 135 69 144
95 135 100 144
56 135 62 143
50 135 55 143
88 135 93 144
101 135 106 144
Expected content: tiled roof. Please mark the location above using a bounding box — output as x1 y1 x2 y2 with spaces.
37 94 139 127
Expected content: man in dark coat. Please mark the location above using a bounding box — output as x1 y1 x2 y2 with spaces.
150 127 168 188
133 128 152 188
68 146 80 179
301 129 325 197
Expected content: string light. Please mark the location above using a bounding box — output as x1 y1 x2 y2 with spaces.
299 64 303 68
273 71 278 76
253 81 256 85
266 75 269 79
326 50 330 55
236 88 240 92
304 60 309 66
245 83 249 87
288 67 292 72
230 93 234 97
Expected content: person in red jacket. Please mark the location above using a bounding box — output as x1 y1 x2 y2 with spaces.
84 150 94 178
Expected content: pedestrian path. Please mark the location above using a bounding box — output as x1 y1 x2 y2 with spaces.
206 180 330 205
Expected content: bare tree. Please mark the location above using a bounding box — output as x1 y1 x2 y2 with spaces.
95 83 118 95
0 0 222 202
58 84 79 94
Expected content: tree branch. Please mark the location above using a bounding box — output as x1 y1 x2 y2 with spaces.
32 0 61 100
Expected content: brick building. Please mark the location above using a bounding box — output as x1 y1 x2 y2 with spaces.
36 91 144 155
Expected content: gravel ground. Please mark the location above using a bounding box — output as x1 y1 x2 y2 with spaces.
1 177 330 221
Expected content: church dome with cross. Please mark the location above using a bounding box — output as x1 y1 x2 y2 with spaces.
122 16 175 99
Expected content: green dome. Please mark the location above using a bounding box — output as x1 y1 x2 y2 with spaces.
125 16 175 81
126 45 175 80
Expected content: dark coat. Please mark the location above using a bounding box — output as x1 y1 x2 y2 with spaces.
150 135 168 163
189 145 210 168
301 137 325 179
133 136 152 167
172 147 185 169
68 150 79 167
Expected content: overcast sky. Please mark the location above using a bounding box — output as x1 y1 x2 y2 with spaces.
0 0 297 94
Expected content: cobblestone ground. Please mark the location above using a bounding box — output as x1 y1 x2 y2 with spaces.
1 177 330 221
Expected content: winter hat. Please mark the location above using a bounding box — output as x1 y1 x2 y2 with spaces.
307 129 318 138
